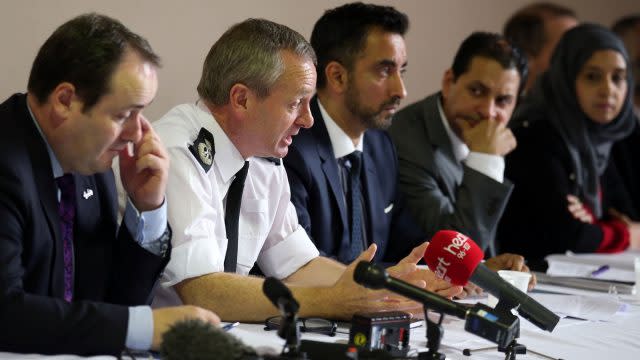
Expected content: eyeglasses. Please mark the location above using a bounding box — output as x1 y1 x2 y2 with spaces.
264 316 337 337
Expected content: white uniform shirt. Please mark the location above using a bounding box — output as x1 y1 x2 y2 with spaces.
153 103 319 304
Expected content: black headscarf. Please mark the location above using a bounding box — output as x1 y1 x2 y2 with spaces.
531 23 635 217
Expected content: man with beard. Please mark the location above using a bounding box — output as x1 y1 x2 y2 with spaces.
284 3 426 263
388 32 527 257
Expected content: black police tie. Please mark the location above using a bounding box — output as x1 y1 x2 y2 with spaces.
224 161 250 273
345 151 364 261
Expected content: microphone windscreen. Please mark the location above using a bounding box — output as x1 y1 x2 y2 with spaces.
424 230 484 286
263 277 296 307
161 319 256 360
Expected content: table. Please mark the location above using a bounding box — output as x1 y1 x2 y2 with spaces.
233 294 640 360
2 290 639 359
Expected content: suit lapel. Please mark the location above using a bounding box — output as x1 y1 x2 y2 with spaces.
311 98 349 230
424 93 463 200
19 95 65 298
361 136 383 259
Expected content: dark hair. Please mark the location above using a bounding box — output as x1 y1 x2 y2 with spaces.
451 32 528 95
310 2 408 89
611 15 640 96
197 18 316 106
612 14 640 36
27 13 160 111
503 2 576 58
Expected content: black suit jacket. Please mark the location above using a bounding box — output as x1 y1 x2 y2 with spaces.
0 94 169 355
284 97 424 263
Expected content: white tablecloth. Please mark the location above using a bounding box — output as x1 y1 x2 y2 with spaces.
2 290 639 359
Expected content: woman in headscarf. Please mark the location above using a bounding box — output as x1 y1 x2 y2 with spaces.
497 23 638 262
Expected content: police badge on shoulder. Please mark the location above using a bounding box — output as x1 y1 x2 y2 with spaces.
189 128 215 173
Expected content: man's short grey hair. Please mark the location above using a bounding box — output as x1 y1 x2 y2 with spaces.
197 18 317 106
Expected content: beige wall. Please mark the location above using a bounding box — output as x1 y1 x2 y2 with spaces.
1 0 638 120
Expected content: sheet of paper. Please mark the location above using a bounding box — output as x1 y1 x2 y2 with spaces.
546 261 636 282
546 250 640 271
530 293 627 321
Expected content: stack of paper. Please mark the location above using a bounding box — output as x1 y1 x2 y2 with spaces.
530 293 628 321
546 252 638 282
539 251 639 294
535 271 636 294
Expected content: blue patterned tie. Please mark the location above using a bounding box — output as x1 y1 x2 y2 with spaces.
56 174 75 302
345 151 363 262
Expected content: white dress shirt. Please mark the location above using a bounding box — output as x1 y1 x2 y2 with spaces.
437 99 505 183
318 100 364 158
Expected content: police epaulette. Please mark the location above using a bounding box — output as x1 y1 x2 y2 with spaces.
188 128 215 172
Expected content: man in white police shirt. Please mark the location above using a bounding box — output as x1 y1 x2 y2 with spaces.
152 18 462 322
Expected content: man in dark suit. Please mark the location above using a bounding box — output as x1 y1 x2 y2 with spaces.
388 33 527 257
0 14 218 356
284 3 426 265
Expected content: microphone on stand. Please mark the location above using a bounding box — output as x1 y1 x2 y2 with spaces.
354 261 519 348
423 230 559 332
262 277 305 358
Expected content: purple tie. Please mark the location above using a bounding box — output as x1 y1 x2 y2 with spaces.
56 174 75 302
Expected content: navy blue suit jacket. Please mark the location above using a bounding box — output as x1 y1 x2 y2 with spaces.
0 94 169 355
284 97 424 263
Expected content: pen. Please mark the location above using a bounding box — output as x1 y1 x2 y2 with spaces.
591 265 610 276
222 321 240 331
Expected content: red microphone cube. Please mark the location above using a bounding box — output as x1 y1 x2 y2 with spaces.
424 230 484 286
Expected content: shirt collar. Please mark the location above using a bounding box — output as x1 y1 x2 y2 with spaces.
317 99 364 159
438 96 469 163
196 101 246 183
27 101 64 178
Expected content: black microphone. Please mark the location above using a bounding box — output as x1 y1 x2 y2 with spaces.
160 319 258 360
354 261 466 318
263 277 299 316
262 277 305 358
469 265 559 330
354 261 519 348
